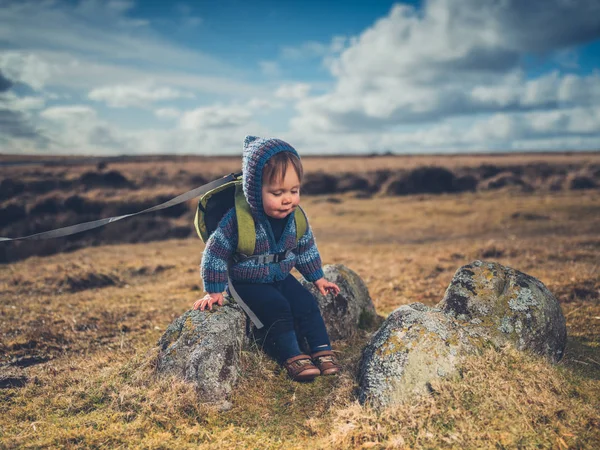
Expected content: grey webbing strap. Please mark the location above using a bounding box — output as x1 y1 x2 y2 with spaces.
227 273 264 329
0 173 240 242
233 249 295 265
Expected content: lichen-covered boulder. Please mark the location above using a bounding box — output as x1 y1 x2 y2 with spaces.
439 260 567 362
156 304 247 405
301 264 381 340
358 303 476 407
358 260 567 408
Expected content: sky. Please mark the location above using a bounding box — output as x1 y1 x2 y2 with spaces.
1 0 600 155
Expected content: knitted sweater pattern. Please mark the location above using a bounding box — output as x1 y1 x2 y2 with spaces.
201 136 324 293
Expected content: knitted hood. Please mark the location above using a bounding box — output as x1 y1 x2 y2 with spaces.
242 135 300 220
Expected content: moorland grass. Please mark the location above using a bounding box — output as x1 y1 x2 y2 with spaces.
1 189 599 449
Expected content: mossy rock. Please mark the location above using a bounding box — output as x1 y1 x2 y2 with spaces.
439 260 567 362
358 303 477 407
301 264 382 340
156 304 248 405
359 260 567 408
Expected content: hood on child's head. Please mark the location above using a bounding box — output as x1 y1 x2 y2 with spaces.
242 135 300 219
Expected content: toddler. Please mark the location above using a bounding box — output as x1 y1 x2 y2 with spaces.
193 136 341 381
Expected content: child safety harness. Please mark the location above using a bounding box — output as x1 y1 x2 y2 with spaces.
194 172 307 263
194 172 308 328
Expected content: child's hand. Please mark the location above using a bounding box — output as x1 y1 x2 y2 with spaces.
314 278 340 296
193 293 224 311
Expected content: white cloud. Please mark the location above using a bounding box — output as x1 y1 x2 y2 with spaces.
281 36 347 60
31 100 276 155
275 83 312 100
40 105 98 121
469 71 600 110
511 136 600 151
88 82 194 108
39 105 132 152
0 52 55 91
290 0 600 141
0 92 46 111
0 1 266 105
3 0 600 155
39 104 137 154
154 107 181 120
259 61 281 77
281 41 329 60
246 98 283 111
106 0 136 15
285 104 600 154
175 3 202 27
16 49 262 97
179 105 253 130
0 0 235 77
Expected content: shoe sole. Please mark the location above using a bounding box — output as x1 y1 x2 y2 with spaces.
292 369 321 381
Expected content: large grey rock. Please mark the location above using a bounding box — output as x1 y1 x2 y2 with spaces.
156 304 247 405
301 264 381 340
358 260 567 408
358 303 476 407
439 260 567 362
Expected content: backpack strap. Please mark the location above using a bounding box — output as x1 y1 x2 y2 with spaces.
233 200 308 263
235 183 256 256
294 206 308 242
231 249 294 265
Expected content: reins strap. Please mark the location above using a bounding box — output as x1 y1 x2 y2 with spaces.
0 173 240 242
227 272 264 328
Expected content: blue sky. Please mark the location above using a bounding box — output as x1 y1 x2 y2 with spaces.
1 0 600 155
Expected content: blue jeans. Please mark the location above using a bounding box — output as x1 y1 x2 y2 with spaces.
231 274 331 361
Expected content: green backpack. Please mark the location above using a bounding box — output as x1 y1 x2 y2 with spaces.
194 172 308 258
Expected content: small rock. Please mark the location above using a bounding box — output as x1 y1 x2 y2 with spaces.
301 264 382 340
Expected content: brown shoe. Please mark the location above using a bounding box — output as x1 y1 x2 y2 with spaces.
283 354 321 381
311 350 341 376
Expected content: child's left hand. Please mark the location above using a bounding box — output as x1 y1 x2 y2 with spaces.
314 278 340 296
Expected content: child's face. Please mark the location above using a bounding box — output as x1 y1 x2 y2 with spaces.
262 166 301 219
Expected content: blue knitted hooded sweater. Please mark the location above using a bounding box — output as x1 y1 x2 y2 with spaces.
200 136 324 293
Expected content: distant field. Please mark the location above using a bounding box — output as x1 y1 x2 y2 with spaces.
2 150 599 263
2 150 600 175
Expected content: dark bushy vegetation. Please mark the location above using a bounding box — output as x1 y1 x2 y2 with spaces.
1 161 598 263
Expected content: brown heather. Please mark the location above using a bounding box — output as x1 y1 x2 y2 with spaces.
1 153 599 449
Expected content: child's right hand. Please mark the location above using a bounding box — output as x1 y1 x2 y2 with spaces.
193 293 224 311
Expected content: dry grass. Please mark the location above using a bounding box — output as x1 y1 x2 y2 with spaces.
319 346 599 449
1 185 599 448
